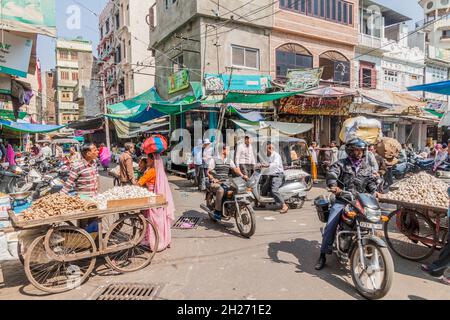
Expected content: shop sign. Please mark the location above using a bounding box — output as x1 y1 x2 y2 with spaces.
0 0 56 37
285 68 323 92
279 95 352 116
168 69 190 94
0 32 33 78
204 74 271 93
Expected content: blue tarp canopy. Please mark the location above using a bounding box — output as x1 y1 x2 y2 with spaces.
0 119 64 133
408 80 450 95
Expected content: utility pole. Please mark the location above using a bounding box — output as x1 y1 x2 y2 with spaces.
101 75 111 150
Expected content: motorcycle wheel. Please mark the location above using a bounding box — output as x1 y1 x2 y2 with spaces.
235 205 256 239
288 197 306 210
350 242 394 300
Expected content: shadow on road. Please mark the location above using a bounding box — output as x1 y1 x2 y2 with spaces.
170 179 200 194
267 238 363 300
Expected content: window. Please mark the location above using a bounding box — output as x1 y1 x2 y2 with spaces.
172 54 184 72
59 50 69 60
148 5 156 30
280 0 353 25
276 43 313 80
70 51 78 60
232 45 260 69
115 45 122 63
60 71 69 80
72 72 78 81
442 30 450 39
319 51 350 86
384 70 398 83
106 19 110 34
115 13 120 29
427 1 434 9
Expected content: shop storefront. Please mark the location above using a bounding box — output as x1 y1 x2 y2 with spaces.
277 92 353 145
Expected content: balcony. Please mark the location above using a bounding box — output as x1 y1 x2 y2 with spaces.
427 45 450 62
59 102 79 111
56 60 79 69
358 33 391 52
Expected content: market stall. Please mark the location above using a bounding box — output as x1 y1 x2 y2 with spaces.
0 186 167 293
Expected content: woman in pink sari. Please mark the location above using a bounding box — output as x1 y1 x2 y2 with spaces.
144 154 175 252
99 143 111 171
6 143 16 166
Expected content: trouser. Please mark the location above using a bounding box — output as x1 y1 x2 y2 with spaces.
195 165 202 189
210 182 225 212
320 202 346 255
271 174 285 210
428 228 450 276
239 164 255 177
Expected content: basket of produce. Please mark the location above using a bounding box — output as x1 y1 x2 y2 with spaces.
380 172 449 216
93 186 165 209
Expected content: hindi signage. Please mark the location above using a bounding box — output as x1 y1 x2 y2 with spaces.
168 69 190 94
280 95 352 116
285 68 323 92
0 32 33 78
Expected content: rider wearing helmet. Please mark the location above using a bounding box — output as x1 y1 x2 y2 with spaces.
315 138 379 271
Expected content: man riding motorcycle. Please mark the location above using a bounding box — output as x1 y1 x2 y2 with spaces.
207 144 248 221
315 138 379 270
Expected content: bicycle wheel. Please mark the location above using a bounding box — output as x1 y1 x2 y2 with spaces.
25 228 97 293
384 209 437 261
104 214 158 273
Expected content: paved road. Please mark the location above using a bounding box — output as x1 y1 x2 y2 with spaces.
0 174 448 300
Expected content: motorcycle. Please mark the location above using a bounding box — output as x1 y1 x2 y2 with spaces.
314 174 394 300
0 166 30 194
200 176 256 238
247 166 312 210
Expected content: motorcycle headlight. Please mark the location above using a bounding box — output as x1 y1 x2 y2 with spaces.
365 208 382 223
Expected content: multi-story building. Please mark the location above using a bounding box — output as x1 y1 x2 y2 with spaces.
55 38 93 125
98 0 155 106
45 70 57 125
419 0 450 104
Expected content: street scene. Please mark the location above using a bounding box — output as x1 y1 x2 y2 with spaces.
0 0 449 302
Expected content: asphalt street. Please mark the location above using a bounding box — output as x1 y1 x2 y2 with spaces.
0 174 448 300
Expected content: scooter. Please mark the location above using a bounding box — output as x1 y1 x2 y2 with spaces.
247 166 312 210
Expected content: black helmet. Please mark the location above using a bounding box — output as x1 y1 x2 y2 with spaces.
345 138 367 156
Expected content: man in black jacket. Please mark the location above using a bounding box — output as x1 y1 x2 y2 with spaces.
315 138 379 270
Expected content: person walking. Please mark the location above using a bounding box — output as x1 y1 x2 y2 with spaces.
235 135 256 178
99 143 112 171
192 139 204 190
309 141 319 184
119 142 137 186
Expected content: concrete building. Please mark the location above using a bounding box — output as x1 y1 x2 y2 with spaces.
98 0 155 105
419 0 450 104
150 0 274 99
44 70 57 125
55 38 94 125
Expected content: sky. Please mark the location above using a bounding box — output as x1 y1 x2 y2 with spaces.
37 0 424 73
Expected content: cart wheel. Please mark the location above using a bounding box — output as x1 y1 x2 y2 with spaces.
104 214 159 273
24 230 96 294
384 209 437 262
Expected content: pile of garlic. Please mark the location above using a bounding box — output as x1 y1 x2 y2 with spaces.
94 186 156 209
384 172 449 208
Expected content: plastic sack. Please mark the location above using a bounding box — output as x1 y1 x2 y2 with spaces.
143 135 168 155
340 117 382 144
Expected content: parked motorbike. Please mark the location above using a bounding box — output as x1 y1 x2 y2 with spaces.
0 166 30 194
201 176 256 238
247 166 312 210
314 175 394 300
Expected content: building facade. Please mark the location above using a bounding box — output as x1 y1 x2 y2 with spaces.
98 0 155 106
55 38 94 125
45 70 57 125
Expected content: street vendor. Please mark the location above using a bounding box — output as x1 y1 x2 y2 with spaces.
138 155 156 192
62 144 100 197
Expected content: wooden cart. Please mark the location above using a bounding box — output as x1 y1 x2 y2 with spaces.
1 201 167 294
379 197 449 262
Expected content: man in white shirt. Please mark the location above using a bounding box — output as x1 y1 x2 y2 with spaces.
41 143 53 159
263 142 289 214
235 136 256 178
192 139 204 190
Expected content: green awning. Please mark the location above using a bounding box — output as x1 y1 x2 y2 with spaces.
0 109 27 121
107 82 203 123
220 90 308 104
0 120 64 133
424 109 444 118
